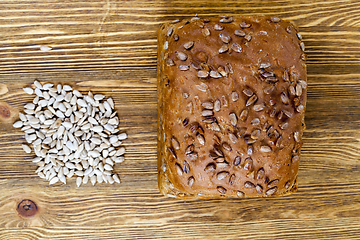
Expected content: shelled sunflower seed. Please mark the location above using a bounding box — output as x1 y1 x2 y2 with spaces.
14 81 127 187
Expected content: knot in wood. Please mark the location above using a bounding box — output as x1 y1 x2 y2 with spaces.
17 199 38 217
0 104 10 118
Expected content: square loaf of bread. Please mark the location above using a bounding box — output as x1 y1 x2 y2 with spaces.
157 15 307 199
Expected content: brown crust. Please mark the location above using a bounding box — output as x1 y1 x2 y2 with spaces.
157 15 306 199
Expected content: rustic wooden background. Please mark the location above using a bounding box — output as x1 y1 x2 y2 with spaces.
0 0 359 239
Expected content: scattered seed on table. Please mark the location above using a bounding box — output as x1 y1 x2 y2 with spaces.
13 81 127 187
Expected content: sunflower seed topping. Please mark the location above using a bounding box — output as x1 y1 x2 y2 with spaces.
253 103 265 112
214 99 221 112
196 134 205 145
222 142 232 152
166 58 175 66
296 84 303 96
234 156 241 166
296 33 302 40
205 162 216 173
298 80 307 89
244 35 252 42
259 62 271 69
262 71 274 78
188 176 195 186
179 65 190 71
202 117 216 123
268 179 279 188
219 33 231 43
279 122 289 130
171 137 180 150
218 45 229 54
244 181 255 188
256 184 263 194
244 158 253 171
289 86 296 95
283 109 293 118
187 151 198 160
210 122 221 132
166 27 173 37
220 16 233 23
175 163 183 176
196 83 208 92
202 28 211 36
294 131 301 142
270 16 281 23
202 102 214 110
240 22 251 28
185 144 194 155
229 112 238 126
260 145 272 153
281 92 290 104
228 132 238 143
231 43 242 52
292 155 300 163
217 171 230 180
246 94 258 106
13 81 127 186
237 191 245 197
214 24 224 31
266 186 277 195
239 109 248 121
218 66 227 77
183 41 194 50
231 91 239 101
168 146 177 159
256 168 265 180
175 51 188 61
234 30 246 37
264 85 275 95
197 70 209 78
217 186 227 194
296 104 305 113
300 42 305 51
202 110 214 117
210 71 222 78
251 129 261 139
183 160 190 174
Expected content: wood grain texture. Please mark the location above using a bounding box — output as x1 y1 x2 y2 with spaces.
0 0 360 239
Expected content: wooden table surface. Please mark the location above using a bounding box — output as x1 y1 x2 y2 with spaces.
0 0 360 239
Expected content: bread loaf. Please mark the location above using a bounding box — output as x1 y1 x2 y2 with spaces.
157 15 307 199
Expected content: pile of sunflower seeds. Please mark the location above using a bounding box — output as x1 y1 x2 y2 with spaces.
13 81 127 187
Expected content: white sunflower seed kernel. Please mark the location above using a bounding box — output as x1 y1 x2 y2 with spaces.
13 121 23 128
49 177 59 185
22 144 31 153
107 175 115 184
76 177 82 187
118 133 127 140
91 175 97 185
113 156 125 163
113 174 120 183
23 88 34 95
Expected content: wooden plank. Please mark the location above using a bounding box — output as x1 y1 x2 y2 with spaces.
0 0 360 239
